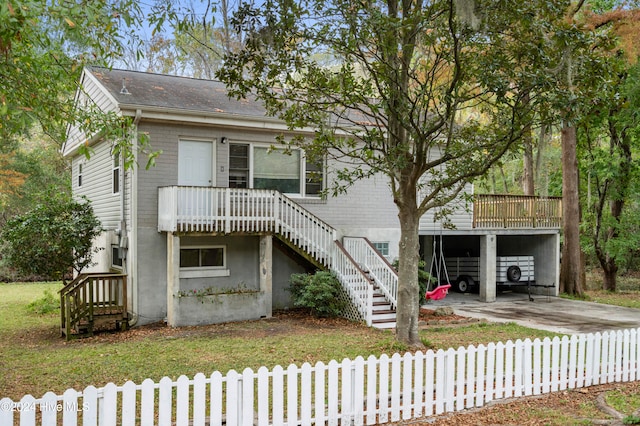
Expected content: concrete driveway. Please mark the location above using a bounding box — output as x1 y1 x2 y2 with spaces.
425 290 640 335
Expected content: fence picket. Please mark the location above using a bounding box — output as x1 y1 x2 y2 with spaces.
5 328 640 426
485 343 496 402
455 347 466 411
300 363 313 425
522 340 533 396
315 361 327 426
327 360 340 426
257 367 270 426
623 330 631 382
444 348 456 412
378 354 390 424
465 345 476 408
139 379 155 426
390 353 402 422
82 386 98 426
367 355 379 424
577 334 586 388
504 341 514 398
193 373 207 426
434 350 446 414
242 368 255 426
630 330 638 381
353 356 366 425
287 364 299 426
19 395 37 425
102 383 117 426
210 371 224 426
121 381 137 426
532 339 541 395
615 330 624 382
542 338 552 394
423 351 435 417
475 345 486 406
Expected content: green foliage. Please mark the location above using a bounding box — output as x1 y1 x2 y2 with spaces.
0 193 103 281
0 0 145 146
26 289 59 315
288 271 346 318
623 415 640 425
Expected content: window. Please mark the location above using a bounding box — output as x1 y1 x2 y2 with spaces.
78 163 83 188
305 157 323 196
229 143 324 196
112 154 120 194
254 147 301 193
372 242 390 257
180 246 226 268
111 244 123 268
229 143 249 188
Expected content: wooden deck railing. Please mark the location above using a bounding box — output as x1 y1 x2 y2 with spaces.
473 194 562 229
60 273 128 340
158 187 337 267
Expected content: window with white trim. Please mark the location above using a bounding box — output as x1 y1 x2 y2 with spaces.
112 154 120 194
372 242 390 257
229 143 324 197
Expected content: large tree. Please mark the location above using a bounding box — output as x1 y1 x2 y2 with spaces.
0 0 146 154
214 0 569 346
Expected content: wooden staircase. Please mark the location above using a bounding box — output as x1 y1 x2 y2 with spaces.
371 288 397 329
60 273 128 340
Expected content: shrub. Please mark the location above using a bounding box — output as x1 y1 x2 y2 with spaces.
27 289 59 314
288 271 346 318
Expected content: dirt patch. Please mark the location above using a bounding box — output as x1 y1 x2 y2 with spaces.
418 307 483 328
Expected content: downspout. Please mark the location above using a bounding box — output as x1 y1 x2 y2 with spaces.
127 109 142 326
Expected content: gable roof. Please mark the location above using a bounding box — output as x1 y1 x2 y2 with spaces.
89 67 268 118
63 67 299 156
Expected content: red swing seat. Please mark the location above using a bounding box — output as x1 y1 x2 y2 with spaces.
425 283 451 301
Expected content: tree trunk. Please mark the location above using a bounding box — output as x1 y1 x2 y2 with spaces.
602 257 617 291
522 93 535 196
395 196 423 348
559 123 584 296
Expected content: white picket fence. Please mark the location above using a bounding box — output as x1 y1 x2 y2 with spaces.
2 328 639 426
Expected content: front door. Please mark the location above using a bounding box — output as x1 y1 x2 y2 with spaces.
178 140 214 186
178 140 215 219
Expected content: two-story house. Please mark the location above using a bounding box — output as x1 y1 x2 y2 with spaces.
61 67 561 337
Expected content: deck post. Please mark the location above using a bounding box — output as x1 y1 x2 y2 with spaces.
166 232 181 326
479 234 497 302
259 235 273 318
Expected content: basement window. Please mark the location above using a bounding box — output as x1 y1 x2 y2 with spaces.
179 246 229 278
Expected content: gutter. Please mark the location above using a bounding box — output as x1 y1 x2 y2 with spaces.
126 108 142 326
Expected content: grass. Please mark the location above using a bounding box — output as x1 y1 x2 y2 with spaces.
1 281 559 401
560 270 640 309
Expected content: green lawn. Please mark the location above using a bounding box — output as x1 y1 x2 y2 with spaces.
0 281 564 401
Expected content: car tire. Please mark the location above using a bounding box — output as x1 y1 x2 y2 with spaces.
455 276 474 293
507 265 522 283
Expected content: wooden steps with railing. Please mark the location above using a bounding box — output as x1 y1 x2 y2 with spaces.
59 273 128 340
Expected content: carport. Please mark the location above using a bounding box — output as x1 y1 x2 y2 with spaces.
420 229 560 302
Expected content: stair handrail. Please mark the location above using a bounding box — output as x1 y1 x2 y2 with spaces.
275 192 337 267
332 240 374 325
343 237 398 310
60 273 127 340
